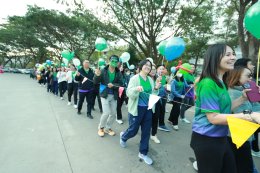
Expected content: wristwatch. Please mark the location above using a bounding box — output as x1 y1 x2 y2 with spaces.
243 110 254 122
243 110 252 115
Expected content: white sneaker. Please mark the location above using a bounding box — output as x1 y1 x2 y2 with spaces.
67 102 71 106
60 97 64 100
173 125 179 131
181 118 191 124
252 150 260 158
116 119 123 124
138 153 153 165
150 135 160 144
74 105 77 109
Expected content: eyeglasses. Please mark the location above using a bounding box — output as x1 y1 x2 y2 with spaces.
244 73 253 78
247 74 253 78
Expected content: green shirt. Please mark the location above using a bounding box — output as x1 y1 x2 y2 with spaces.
161 75 167 86
138 75 152 106
192 78 231 137
84 68 89 74
108 70 115 83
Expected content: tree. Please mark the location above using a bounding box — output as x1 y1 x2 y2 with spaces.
230 0 259 63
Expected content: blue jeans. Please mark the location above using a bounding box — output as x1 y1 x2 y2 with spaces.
122 106 152 155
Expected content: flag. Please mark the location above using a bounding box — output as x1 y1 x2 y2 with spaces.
148 95 161 110
227 116 260 149
119 87 124 98
99 84 106 93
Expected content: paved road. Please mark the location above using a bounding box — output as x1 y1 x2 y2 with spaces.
0 73 259 173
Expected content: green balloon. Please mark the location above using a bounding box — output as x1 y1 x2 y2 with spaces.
244 1 260 39
61 50 74 61
98 58 106 66
157 40 167 56
95 38 107 51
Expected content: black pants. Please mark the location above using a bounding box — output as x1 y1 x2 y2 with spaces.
168 97 182 125
92 90 102 112
152 99 166 136
252 128 260 152
117 91 126 120
78 92 93 115
67 83 78 105
180 97 194 119
227 137 254 173
59 81 67 97
190 132 237 173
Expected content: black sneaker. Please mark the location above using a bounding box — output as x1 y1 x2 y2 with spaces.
77 111 81 115
87 114 93 119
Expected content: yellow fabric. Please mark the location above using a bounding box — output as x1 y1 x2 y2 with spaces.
227 116 260 149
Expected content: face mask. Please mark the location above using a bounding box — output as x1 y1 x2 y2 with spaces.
126 72 130 75
110 61 118 68
177 73 183 78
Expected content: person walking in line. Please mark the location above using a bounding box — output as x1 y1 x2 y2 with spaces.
46 67 52 93
94 55 123 137
120 59 161 165
168 70 190 131
225 66 260 173
156 65 171 133
116 65 128 124
180 63 196 124
234 58 260 159
75 60 95 119
57 67 67 100
51 67 58 96
66 64 78 107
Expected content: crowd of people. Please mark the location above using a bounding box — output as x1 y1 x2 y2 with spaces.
33 43 260 172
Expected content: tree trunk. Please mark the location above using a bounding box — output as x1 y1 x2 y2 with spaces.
237 3 248 58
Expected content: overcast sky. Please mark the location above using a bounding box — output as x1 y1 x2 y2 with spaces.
0 0 101 24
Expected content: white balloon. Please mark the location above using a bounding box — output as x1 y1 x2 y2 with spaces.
129 64 135 70
62 58 69 65
120 52 130 63
72 58 81 66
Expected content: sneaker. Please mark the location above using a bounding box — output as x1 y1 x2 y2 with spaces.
167 120 173 125
77 111 81 115
193 161 198 171
87 114 93 119
181 118 191 124
116 119 123 124
251 150 260 158
60 97 64 100
120 132 127 148
172 125 179 131
67 102 71 106
98 128 105 137
150 135 160 144
158 125 170 132
74 105 77 109
105 129 116 136
138 153 153 165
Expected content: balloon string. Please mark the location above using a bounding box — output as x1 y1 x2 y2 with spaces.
77 72 216 114
256 46 260 86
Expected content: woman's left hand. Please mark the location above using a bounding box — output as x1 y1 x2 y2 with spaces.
241 88 251 100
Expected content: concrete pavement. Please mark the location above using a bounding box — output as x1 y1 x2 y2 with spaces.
0 73 259 173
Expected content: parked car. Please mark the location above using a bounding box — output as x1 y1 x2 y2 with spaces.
3 67 11 72
0 67 3 73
